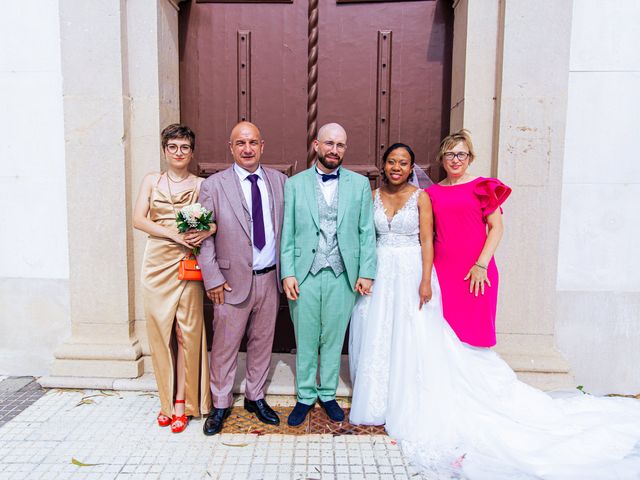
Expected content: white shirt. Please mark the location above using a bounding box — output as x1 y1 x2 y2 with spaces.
315 165 340 204
234 163 276 270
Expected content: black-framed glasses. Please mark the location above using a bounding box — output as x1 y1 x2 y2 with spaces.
166 144 193 154
322 140 347 151
443 151 470 162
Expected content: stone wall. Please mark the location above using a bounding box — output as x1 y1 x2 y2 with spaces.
0 0 70 375
556 0 640 394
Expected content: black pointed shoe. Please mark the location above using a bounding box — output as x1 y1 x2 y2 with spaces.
318 399 344 422
203 407 230 436
244 398 280 425
287 402 314 426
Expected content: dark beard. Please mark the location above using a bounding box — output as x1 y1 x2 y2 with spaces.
317 153 343 171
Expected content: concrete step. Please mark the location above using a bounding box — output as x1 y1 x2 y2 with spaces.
135 321 575 390
43 327 575 393
497 352 572 373
139 351 574 394
139 353 353 397
142 351 573 375
516 372 575 392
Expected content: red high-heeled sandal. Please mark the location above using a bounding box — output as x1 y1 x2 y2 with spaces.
171 399 188 433
157 412 171 427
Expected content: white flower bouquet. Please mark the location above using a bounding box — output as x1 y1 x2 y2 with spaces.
176 203 213 255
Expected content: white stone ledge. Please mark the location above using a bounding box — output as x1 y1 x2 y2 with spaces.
38 375 115 390
37 352 574 394
37 353 351 396
54 341 142 361
50 358 144 379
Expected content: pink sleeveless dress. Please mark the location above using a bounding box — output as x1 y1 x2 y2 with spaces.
427 177 511 347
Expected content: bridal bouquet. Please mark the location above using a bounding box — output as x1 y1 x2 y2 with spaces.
176 203 213 255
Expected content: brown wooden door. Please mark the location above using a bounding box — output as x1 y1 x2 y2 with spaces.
316 1 452 180
179 0 452 352
180 0 309 177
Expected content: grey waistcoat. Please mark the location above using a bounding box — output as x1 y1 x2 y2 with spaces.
310 180 345 277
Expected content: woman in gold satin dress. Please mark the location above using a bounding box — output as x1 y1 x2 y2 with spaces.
133 124 214 433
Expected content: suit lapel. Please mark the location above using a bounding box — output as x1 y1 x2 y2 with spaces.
337 169 350 228
220 166 251 238
305 168 320 230
263 168 277 233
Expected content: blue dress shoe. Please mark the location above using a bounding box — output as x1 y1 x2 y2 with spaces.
318 399 344 422
287 402 313 426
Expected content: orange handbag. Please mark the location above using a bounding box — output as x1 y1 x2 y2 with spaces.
178 255 203 281
165 179 203 281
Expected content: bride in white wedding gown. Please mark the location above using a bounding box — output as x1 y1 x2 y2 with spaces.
349 144 640 479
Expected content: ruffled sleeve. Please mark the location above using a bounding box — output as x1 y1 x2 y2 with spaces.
474 178 512 220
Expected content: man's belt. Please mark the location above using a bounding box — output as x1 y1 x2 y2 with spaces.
253 264 276 276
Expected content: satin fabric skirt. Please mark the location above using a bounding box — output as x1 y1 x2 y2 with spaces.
142 237 211 417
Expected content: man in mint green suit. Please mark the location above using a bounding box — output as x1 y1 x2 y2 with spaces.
281 123 377 426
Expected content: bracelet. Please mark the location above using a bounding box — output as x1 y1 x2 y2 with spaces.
474 262 487 270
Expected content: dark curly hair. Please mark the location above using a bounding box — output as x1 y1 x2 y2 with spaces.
380 143 415 183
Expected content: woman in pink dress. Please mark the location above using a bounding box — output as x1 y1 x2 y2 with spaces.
427 129 511 346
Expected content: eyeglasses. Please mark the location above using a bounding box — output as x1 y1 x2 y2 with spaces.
322 141 347 151
443 151 470 162
166 144 193 155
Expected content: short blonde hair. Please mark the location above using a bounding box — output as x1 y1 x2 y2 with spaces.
437 129 476 164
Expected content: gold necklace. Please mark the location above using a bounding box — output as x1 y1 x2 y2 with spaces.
166 171 189 183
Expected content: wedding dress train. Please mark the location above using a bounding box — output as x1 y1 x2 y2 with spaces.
349 189 640 479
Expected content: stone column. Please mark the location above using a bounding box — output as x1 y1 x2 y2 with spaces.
128 0 182 377
450 0 501 175
494 0 573 335
493 0 574 388
42 0 181 387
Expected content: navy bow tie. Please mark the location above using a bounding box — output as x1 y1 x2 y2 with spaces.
320 171 340 182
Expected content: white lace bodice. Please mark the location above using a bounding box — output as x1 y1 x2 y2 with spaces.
374 189 421 247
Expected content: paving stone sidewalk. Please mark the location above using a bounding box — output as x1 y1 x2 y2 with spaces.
0 387 426 480
0 378 46 429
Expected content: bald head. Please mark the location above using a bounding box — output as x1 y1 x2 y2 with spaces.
317 123 347 143
229 121 264 173
314 123 348 172
230 121 261 143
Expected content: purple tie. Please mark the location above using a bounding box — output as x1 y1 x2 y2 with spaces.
247 174 266 250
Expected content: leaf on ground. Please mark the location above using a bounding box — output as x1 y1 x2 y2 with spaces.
51 388 85 395
78 393 109 401
71 458 100 467
249 429 265 436
74 398 95 407
607 393 640 399
138 392 158 397
221 442 250 447
99 390 120 397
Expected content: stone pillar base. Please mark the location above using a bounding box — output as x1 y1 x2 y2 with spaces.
40 346 572 393
48 340 143 379
495 333 575 391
